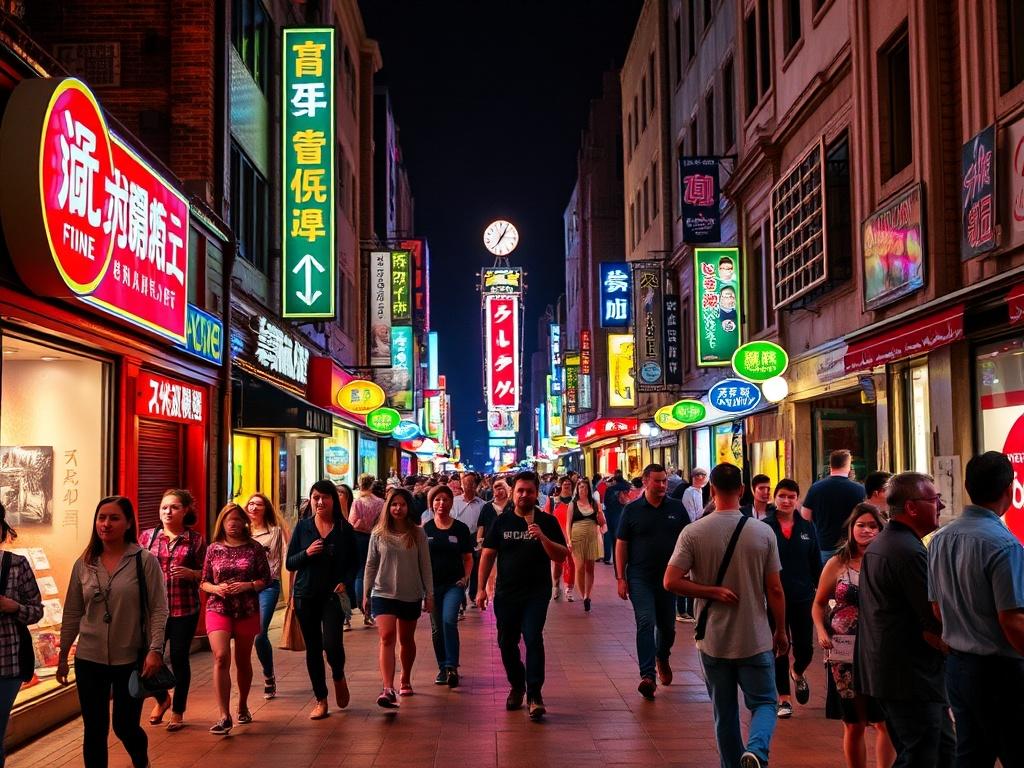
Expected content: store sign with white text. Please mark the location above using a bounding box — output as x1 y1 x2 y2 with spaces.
136 371 204 424
252 315 311 385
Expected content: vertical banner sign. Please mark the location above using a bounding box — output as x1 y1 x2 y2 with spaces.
1007 116 1024 250
663 295 682 385
680 157 722 243
550 323 563 394
608 333 636 407
600 262 631 327
388 325 414 412
694 247 742 366
485 295 520 410
961 125 996 259
632 261 664 390
579 329 592 410
390 249 412 322
564 352 580 415
546 374 564 437
282 28 334 318
369 250 392 366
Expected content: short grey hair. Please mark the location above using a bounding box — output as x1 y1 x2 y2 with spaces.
886 471 934 514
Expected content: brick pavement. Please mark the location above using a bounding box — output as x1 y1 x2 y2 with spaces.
11 565 869 767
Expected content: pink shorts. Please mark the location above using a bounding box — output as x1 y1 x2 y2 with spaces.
205 611 260 638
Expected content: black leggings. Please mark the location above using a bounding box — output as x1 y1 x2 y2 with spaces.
75 658 147 768
775 598 814 695
295 592 346 701
153 612 200 714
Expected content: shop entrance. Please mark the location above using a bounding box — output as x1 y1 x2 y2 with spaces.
138 418 184 531
811 391 877 481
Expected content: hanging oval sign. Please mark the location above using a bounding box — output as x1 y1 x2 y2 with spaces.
400 437 425 451
732 340 789 382
365 407 401 434
654 404 686 430
392 419 422 442
336 379 386 414
671 399 707 424
708 378 763 414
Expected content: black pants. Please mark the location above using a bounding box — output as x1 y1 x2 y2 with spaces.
774 598 814 695
294 591 346 701
493 594 549 697
153 612 200 714
74 658 147 768
947 651 1024 768
880 698 954 768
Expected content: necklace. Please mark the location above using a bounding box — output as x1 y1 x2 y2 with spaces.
92 568 115 624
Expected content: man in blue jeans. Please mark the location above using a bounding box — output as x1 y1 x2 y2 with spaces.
665 463 788 768
615 463 689 700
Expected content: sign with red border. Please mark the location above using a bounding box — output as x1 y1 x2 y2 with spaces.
136 372 204 424
576 418 638 446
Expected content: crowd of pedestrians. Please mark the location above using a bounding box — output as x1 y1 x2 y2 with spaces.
2 451 1023 768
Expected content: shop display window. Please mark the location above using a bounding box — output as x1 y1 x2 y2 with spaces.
750 440 786 490
715 422 745 468
359 435 378 478
691 427 712 473
0 334 112 706
890 359 931 474
977 339 1024 540
324 423 355 489
294 437 321 510
232 433 276 509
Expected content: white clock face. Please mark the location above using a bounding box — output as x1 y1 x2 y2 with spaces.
483 220 519 256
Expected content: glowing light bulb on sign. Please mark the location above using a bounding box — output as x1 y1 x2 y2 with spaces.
761 376 789 403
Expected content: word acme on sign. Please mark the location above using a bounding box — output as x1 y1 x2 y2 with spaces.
0 78 190 343
137 372 204 425
282 28 335 318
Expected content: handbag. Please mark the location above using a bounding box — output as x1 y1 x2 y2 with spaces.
0 551 37 681
694 516 749 642
279 596 305 651
128 552 176 699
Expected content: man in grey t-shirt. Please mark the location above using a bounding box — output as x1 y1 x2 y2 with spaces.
665 463 788 768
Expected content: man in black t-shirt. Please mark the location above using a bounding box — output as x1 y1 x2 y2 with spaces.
800 449 866 563
478 471 568 721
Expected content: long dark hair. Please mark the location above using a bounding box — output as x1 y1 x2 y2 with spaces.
373 487 419 548
309 480 344 524
162 488 197 527
833 503 886 565
83 495 138 564
336 483 354 516
0 502 16 544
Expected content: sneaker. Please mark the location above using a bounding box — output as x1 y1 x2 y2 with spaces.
447 669 460 688
777 700 793 719
656 657 673 686
376 688 399 709
263 676 276 700
343 618 352 632
638 676 656 700
793 675 810 705
236 708 252 725
565 587 575 602
363 614 375 626
435 669 449 685
506 687 525 711
740 751 765 768
528 695 546 721
552 587 562 601
583 597 592 612
209 717 232 735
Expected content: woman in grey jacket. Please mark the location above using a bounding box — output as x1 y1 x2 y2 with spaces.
364 487 433 708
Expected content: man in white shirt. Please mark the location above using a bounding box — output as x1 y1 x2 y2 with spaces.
452 472 486 606
682 468 707 523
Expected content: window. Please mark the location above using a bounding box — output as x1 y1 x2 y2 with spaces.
880 27 912 178
231 0 270 93
745 11 759 113
1000 0 1024 92
230 142 269 272
703 0 713 30
723 59 735 149
771 141 825 307
642 177 650 230
687 1 696 62
629 202 636 246
634 95 640 144
784 0 802 53
759 0 772 94
636 190 643 237
747 224 773 333
890 360 931 474
824 132 853 283
342 46 357 115
674 17 683 83
627 113 634 160
649 52 656 113
651 159 659 218
704 90 715 155
641 79 648 132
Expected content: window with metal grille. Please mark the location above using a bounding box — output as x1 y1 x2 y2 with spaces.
771 140 826 307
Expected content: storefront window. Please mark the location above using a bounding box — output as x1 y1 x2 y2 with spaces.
891 359 931 474
0 334 111 706
232 433 275 507
977 339 1024 540
750 440 786 490
692 427 712 473
294 437 320 509
359 435 378 478
715 422 745 468
324 422 355 488
811 393 876 480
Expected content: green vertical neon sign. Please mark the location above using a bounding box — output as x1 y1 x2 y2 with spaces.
282 28 334 318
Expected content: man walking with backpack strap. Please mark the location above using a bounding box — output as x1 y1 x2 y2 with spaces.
664 463 788 768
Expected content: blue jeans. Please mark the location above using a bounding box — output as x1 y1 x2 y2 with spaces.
700 650 777 768
353 532 371 608
254 579 281 678
947 651 1021 768
628 576 677 679
430 583 464 670
0 676 22 766
880 697 954 768
493 594 549 697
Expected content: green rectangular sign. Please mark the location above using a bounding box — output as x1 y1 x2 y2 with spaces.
694 247 742 366
391 249 412 323
282 28 335 318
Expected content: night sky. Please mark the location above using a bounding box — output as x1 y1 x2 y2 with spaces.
360 1 642 468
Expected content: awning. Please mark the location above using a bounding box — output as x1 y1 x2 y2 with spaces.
1009 284 1024 325
576 417 639 446
843 304 964 372
233 371 333 435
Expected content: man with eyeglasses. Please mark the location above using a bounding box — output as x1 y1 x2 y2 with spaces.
854 472 954 768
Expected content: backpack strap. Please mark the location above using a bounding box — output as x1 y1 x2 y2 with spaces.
694 516 750 642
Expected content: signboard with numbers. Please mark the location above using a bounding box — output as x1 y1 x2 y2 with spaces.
0 77 190 343
694 247 742 366
600 262 631 327
136 371 204 424
485 295 520 410
282 28 334 318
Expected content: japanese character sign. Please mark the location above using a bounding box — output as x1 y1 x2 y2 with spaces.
709 378 763 414
1 77 190 343
600 262 632 327
694 247 742 366
486 295 519 409
137 372 204 424
282 29 335 318
254 315 311 385
631 261 664 390
961 125 996 259
391 249 412 323
680 157 721 243
731 340 790 382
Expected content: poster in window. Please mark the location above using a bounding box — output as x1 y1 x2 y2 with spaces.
862 184 925 310
0 447 54 526
961 125 996 259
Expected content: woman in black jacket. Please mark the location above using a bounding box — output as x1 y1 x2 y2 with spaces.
285 480 357 720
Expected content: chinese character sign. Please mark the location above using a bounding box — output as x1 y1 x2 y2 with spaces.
391 249 412 323
607 333 636 407
862 184 925 310
486 295 520 409
254 315 311 385
564 353 580 415
732 340 789 382
282 28 334 318
961 125 996 259
708 378 762 414
369 250 392 366
680 158 721 243
136 372 204 424
580 329 592 375
664 295 682 385
1007 117 1024 251
631 261 664 389
0 77 190 343
550 324 562 370
694 247 742 366
600 262 631 327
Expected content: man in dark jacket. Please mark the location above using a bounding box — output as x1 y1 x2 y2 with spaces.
854 471 953 767
601 470 631 565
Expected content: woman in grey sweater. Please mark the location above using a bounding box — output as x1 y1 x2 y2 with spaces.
363 488 433 709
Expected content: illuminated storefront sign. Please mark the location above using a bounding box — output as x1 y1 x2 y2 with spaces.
136 371 204 424
373 324 414 412
178 304 223 365
709 378 762 414
607 333 635 407
366 407 401 434
694 247 742 366
485 295 520 409
961 125 996 259
863 184 925 310
577 417 638 445
282 28 334 318
600 262 631 327
550 323 562 369
733 340 790 382
654 404 685 430
390 249 412 323
672 399 707 424
0 77 190 343
337 379 386 414
392 419 422 442
564 352 580 415
664 295 682 385
680 157 722 243
481 267 523 295
369 250 392 366
253 315 311 385
632 260 664 389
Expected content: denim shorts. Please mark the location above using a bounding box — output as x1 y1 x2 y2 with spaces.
371 596 421 621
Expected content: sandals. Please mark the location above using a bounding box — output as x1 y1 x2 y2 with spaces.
165 716 185 732
149 699 171 725
263 676 277 699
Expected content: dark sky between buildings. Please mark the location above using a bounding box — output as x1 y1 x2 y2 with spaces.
360 0 643 467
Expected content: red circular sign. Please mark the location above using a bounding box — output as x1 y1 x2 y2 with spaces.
1001 413 1024 541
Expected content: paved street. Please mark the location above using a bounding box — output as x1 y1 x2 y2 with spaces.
10 566 872 768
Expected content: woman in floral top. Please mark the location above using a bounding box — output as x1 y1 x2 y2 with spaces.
138 488 206 731
200 503 271 735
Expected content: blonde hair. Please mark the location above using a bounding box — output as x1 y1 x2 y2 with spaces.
211 503 252 543
372 488 418 548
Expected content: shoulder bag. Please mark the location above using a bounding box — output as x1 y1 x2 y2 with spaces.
0 552 37 681
694 516 749 642
128 552 176 699
280 595 306 651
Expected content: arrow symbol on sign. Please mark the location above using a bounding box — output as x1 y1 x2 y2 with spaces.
293 253 325 306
